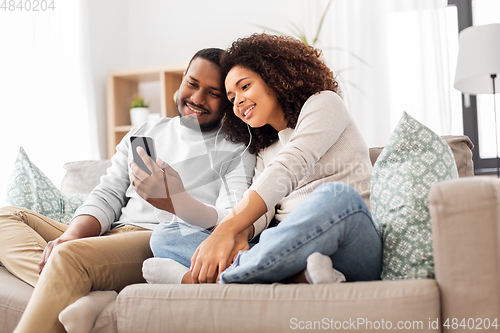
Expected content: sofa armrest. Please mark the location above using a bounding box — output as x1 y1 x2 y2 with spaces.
429 177 500 332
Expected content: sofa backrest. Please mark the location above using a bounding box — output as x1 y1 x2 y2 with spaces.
369 135 474 178
60 160 112 195
60 135 475 195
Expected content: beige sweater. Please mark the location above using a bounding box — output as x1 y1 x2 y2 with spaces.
251 91 372 236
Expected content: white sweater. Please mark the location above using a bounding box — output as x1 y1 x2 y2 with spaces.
251 91 372 234
74 117 256 235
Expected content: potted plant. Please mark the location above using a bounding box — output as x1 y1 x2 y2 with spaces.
129 96 150 126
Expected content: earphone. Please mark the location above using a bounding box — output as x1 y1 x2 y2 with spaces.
212 122 252 176
212 122 253 205
156 121 252 225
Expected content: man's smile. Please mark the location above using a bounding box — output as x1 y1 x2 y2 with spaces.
185 102 209 117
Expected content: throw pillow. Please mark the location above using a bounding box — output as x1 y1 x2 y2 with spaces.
60 160 111 194
6 147 87 224
370 112 459 280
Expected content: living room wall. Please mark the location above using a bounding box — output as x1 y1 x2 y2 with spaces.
84 0 313 158
125 0 307 68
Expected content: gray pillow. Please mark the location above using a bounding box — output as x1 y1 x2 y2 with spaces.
6 147 87 224
370 112 459 280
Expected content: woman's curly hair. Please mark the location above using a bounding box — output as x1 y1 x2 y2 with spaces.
220 33 339 154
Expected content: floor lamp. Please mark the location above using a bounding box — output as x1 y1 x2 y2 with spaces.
454 23 500 177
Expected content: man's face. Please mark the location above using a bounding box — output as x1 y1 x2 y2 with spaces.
176 58 224 131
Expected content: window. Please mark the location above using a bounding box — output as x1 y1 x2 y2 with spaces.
0 2 94 205
448 0 500 175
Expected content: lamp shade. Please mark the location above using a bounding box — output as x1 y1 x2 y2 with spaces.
454 23 500 94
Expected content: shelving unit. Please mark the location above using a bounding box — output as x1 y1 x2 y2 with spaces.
106 66 185 158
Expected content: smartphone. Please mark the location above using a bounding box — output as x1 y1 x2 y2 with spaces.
130 136 157 175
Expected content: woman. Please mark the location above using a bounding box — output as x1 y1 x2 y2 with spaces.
146 33 381 285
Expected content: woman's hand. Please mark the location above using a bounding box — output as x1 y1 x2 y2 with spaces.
229 226 252 263
130 146 186 214
190 224 236 284
190 225 253 283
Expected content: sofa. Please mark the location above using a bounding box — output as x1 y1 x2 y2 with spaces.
1 135 499 333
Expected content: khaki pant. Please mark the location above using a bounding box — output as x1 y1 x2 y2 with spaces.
0 206 153 333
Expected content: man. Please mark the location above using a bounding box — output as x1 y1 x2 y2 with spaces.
0 48 256 333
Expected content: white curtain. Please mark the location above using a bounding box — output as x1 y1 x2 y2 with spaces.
304 0 460 147
0 0 97 204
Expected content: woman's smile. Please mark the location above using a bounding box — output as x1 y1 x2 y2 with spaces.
225 66 286 131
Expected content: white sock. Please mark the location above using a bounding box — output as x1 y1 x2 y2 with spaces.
304 252 346 284
142 257 190 284
58 290 117 333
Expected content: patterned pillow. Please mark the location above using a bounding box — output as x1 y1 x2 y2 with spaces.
6 147 87 224
371 112 458 280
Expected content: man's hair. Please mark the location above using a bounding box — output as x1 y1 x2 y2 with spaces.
186 48 224 71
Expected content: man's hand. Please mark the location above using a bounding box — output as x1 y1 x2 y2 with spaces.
38 215 101 274
38 236 75 274
130 146 186 213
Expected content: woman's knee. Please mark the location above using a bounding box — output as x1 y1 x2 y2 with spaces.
314 182 367 211
316 182 358 197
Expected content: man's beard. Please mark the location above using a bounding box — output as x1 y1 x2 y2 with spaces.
176 98 221 132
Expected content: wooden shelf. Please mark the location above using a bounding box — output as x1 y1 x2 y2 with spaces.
106 66 185 158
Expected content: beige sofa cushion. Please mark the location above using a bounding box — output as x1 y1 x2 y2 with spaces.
114 280 440 333
369 135 474 177
0 267 33 333
440 135 474 177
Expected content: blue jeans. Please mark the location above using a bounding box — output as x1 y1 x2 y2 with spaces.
150 182 382 283
219 182 382 283
150 222 211 268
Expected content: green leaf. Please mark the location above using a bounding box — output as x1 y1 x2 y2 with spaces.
312 0 334 46
289 22 308 44
130 96 149 108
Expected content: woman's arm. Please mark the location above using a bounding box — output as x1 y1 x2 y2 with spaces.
190 190 267 283
190 92 350 283
250 91 349 213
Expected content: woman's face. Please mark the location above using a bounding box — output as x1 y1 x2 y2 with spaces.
225 66 286 131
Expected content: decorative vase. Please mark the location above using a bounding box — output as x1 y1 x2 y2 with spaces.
130 107 149 127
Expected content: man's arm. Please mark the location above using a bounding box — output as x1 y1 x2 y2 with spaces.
38 215 101 273
210 146 257 225
131 141 256 230
38 129 141 273
130 151 219 228
73 131 135 235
